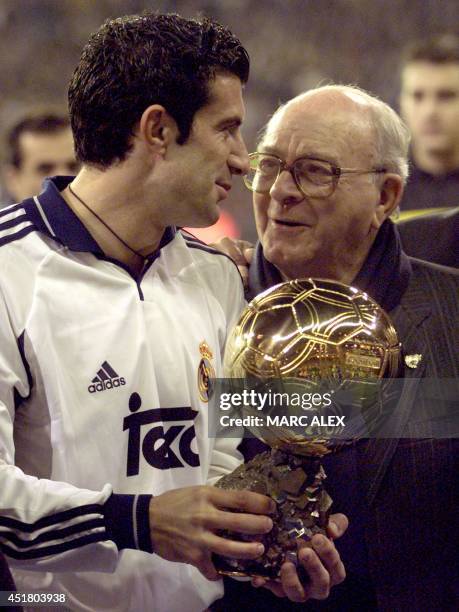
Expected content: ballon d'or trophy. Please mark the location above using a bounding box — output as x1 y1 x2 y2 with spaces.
214 278 401 580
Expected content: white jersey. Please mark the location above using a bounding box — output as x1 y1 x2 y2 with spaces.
0 177 245 611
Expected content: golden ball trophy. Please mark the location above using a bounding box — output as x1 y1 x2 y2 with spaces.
214 278 401 580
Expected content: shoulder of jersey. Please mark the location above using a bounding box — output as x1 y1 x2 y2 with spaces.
180 229 241 276
0 199 38 250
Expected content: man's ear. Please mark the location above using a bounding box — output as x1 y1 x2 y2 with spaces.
371 174 404 230
138 105 178 157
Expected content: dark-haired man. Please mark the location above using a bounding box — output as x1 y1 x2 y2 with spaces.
0 12 345 612
2 113 78 204
399 34 459 211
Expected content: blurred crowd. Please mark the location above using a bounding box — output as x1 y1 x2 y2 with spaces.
1 27 458 266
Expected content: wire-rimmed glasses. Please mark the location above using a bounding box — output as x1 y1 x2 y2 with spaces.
244 152 386 198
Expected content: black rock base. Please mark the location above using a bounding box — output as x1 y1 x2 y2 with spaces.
214 448 332 579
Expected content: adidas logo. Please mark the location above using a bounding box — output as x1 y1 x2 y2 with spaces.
88 361 126 394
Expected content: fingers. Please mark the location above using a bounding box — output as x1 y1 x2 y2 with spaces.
327 513 349 540
148 486 276 582
253 532 346 603
208 508 273 535
280 561 308 602
297 546 330 600
211 237 249 266
236 242 253 287
210 237 252 287
206 533 265 560
237 240 255 251
250 528 346 604
243 246 254 264
211 488 276 515
310 535 346 586
239 246 254 287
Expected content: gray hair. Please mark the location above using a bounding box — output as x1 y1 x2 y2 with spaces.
263 84 411 184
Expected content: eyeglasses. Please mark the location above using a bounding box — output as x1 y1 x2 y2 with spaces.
243 152 387 198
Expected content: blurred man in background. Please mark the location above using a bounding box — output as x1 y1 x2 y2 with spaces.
1 112 78 205
399 34 459 211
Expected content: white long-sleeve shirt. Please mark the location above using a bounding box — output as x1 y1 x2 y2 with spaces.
0 177 245 611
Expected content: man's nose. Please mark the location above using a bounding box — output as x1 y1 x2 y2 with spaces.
419 96 439 118
229 134 250 175
269 169 304 204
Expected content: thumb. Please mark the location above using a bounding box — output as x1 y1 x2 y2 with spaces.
327 513 349 539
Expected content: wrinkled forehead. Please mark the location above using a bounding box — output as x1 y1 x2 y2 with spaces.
260 102 376 165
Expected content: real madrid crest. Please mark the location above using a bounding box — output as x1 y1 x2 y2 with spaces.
198 341 215 402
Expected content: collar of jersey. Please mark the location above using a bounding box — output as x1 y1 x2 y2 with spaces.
34 176 176 255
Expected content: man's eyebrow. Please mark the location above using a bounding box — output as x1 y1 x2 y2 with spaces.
258 145 338 164
217 116 243 129
257 145 280 155
437 88 459 95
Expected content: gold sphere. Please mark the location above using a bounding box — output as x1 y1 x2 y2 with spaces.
223 278 401 453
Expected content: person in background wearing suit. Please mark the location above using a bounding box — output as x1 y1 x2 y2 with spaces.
214 84 458 612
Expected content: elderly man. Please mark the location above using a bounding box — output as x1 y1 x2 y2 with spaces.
216 85 458 611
